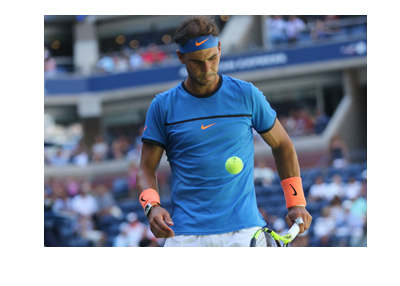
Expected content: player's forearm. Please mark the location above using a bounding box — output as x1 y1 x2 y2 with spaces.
271 140 301 180
136 168 159 195
260 119 300 180
137 142 164 195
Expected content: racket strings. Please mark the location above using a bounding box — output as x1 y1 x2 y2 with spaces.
250 223 299 247
255 233 268 247
255 231 280 247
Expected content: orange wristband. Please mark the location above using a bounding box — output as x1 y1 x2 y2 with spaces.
139 188 161 210
281 177 307 209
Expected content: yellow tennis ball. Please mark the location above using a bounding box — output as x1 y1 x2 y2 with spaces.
225 156 243 174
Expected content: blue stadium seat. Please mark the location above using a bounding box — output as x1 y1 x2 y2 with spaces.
118 200 142 214
104 222 120 237
349 25 367 35
137 211 149 224
271 174 281 185
112 177 129 199
97 215 122 231
106 235 117 247
302 178 314 196
268 192 285 205
59 224 75 240
346 163 363 174
276 207 288 218
256 197 270 209
298 32 311 43
67 237 92 247
302 167 323 182
266 205 280 216
361 161 367 170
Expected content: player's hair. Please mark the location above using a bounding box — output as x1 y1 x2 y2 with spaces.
174 16 219 47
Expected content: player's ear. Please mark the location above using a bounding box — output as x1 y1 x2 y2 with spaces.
176 50 185 64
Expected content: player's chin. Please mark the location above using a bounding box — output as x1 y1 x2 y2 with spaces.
199 74 216 85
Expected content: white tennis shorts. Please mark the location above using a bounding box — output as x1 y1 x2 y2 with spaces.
163 226 262 247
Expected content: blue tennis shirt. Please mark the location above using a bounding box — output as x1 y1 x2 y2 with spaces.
142 74 277 235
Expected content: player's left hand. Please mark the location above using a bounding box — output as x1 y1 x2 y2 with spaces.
285 206 312 235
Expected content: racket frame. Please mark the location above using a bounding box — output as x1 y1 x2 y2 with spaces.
250 219 301 247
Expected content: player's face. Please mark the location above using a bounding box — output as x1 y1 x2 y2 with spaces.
178 43 221 87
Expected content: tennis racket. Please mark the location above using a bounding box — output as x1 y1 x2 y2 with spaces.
250 217 303 247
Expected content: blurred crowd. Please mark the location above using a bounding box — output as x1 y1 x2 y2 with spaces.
96 43 175 74
255 161 367 247
278 108 330 137
265 15 348 48
266 15 307 46
305 169 367 247
44 132 143 167
44 46 58 77
44 15 366 76
44 43 175 76
44 117 145 167
44 177 164 247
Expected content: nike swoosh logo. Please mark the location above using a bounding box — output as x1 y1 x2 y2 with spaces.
289 184 297 196
141 197 146 202
196 38 209 46
201 123 216 129
143 126 147 131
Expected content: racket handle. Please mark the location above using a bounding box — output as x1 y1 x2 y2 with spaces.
287 223 300 240
287 217 303 241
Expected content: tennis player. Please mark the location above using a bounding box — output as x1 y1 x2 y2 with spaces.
137 15 312 247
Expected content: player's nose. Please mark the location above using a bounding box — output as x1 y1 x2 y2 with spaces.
202 61 211 73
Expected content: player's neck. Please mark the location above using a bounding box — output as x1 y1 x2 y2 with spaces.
184 75 220 96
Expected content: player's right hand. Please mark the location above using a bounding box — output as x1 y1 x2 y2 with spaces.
285 206 312 235
148 206 175 238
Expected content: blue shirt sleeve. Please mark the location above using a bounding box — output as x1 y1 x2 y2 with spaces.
141 96 167 148
251 84 277 133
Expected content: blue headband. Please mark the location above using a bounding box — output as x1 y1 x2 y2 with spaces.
178 35 219 54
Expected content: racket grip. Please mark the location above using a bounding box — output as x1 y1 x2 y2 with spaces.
287 223 300 240
287 217 303 240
